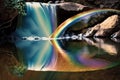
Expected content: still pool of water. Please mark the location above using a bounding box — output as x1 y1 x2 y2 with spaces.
14 37 120 72
0 37 120 79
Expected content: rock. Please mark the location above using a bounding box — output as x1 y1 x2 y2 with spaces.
84 15 119 37
111 38 120 43
57 2 88 11
0 0 18 36
0 42 17 66
0 42 27 76
112 30 120 38
95 15 119 37
84 24 100 37
56 2 92 25
66 0 120 9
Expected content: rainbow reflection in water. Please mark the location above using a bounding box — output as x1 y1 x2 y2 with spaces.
51 9 120 71
14 2 120 72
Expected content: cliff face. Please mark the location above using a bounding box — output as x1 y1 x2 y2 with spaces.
0 0 18 36
65 0 120 9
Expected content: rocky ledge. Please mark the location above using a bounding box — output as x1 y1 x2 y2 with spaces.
84 15 120 37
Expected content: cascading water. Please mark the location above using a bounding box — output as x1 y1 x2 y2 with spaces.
14 2 57 71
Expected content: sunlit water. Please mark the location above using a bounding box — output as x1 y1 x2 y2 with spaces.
12 2 120 72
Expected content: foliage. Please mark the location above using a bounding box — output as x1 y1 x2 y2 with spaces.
9 63 27 77
4 0 26 15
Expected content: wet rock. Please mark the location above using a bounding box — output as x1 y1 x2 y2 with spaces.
111 38 120 43
112 30 120 38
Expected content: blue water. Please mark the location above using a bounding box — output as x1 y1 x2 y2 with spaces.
14 2 57 71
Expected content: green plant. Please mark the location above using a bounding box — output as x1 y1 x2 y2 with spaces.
4 0 26 15
9 63 27 77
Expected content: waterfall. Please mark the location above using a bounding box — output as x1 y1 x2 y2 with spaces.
13 3 119 72
14 2 57 71
15 2 57 37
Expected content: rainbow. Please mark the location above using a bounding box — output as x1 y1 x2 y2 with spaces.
51 9 120 38
50 9 120 70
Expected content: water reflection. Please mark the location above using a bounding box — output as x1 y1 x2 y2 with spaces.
15 39 56 71
54 38 120 71
0 39 27 77
0 38 120 79
9 37 119 72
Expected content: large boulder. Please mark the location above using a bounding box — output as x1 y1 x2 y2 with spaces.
56 2 92 25
84 15 119 37
95 15 119 37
